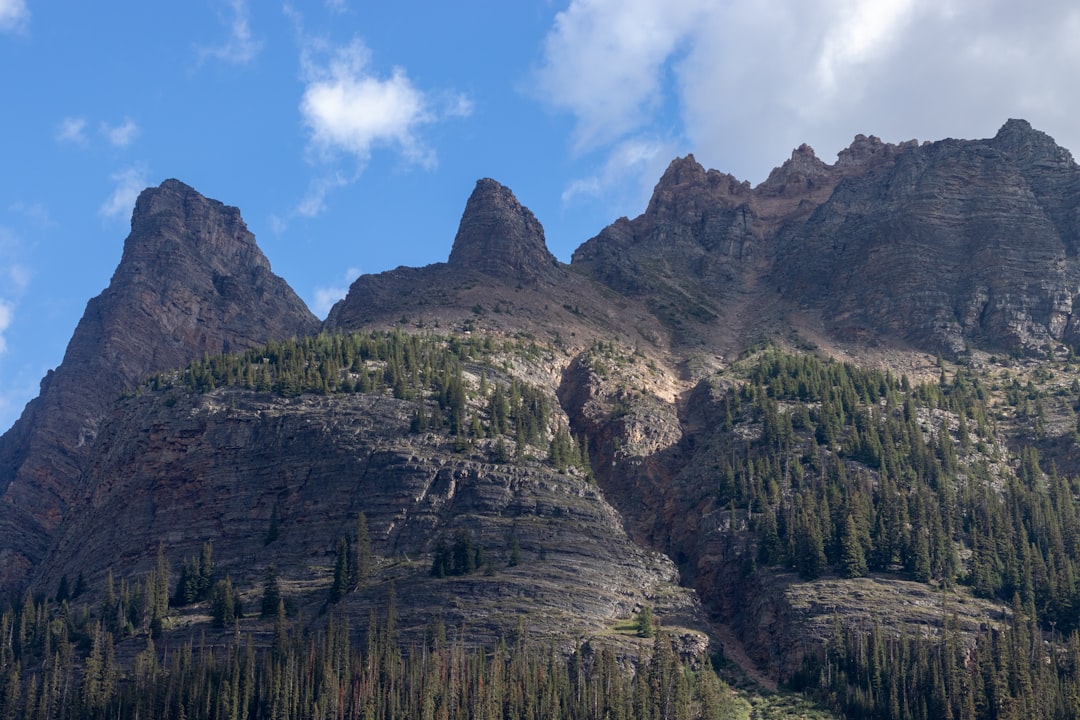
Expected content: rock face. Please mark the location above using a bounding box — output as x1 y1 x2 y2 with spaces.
34 387 697 647
447 179 558 282
773 120 1080 354
0 179 318 597
573 120 1080 357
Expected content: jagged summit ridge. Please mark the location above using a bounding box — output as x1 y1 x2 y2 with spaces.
447 178 558 281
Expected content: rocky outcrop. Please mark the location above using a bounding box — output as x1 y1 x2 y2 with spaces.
324 179 668 355
447 179 559 282
773 121 1080 354
35 384 704 649
573 121 1080 357
0 180 318 597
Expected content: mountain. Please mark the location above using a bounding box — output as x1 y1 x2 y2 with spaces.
573 119 1080 358
4 120 1080 718
0 179 318 596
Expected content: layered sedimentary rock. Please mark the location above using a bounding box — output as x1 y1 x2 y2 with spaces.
0 180 317 596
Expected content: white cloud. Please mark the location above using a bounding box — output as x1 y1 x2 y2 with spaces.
535 0 1080 187
443 92 474 119
99 166 149 220
300 39 434 169
533 0 710 153
0 299 12 355
56 117 88 145
292 36 471 217
199 0 262 66
295 172 348 219
0 0 28 32
101 118 140 148
312 267 361 319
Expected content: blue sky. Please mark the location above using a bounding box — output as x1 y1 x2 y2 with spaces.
2 0 1080 433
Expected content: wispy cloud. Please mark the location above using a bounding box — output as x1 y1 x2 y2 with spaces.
0 299 12 355
99 165 149 220
562 136 673 206
8 200 51 229
56 117 88 145
199 0 262 66
312 266 361 318
295 172 349 220
533 0 710 154
0 0 28 32
101 118 140 148
0 224 28 356
58 116 141 149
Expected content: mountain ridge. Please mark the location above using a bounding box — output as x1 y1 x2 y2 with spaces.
3 119 1080 715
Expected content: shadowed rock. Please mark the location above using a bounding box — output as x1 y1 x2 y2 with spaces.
0 179 318 597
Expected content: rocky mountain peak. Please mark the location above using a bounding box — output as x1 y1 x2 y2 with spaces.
0 179 317 598
121 179 266 281
992 118 1075 166
757 144 831 197
836 133 904 167
447 178 557 281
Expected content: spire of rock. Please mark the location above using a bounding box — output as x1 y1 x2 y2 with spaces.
447 179 557 281
0 179 318 597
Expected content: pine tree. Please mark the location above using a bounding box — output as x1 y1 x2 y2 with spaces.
635 605 654 638
260 565 281 618
841 514 868 578
331 537 351 602
352 512 372 588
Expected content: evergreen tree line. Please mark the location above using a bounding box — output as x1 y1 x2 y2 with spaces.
794 594 1080 720
151 330 531 404
430 530 487 578
149 330 593 472
719 351 1080 634
0 591 742 720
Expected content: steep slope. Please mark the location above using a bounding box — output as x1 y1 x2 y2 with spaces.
774 119 1080 354
573 120 1080 359
34 358 704 649
0 179 318 597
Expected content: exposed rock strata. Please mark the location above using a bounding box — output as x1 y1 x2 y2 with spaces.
36 386 705 648
0 180 317 597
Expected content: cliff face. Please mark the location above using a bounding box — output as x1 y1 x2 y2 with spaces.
572 120 1080 357
774 119 1080 354
34 385 702 647
0 180 318 597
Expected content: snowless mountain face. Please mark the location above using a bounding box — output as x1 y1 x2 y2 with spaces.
3 119 1080 688
0 179 318 594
